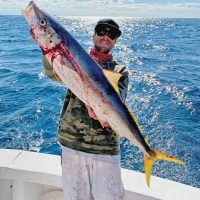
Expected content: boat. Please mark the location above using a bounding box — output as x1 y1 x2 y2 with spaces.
0 148 199 200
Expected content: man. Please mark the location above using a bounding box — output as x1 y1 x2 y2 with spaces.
42 19 129 200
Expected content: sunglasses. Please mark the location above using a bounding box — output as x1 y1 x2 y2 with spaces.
96 28 119 40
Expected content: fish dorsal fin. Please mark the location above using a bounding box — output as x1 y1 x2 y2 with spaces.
103 69 122 94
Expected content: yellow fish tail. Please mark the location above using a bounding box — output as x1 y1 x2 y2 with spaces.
144 149 186 187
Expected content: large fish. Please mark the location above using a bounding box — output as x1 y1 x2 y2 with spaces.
22 1 185 186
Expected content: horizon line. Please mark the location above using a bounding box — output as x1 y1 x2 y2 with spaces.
0 14 200 19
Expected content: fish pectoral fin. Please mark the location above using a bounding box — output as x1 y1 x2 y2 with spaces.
144 148 186 187
103 69 122 94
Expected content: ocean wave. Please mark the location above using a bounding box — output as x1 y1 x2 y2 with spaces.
0 16 199 188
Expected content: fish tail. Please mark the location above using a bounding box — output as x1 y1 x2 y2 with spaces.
144 149 186 187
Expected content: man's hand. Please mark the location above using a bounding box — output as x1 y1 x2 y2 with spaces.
85 105 98 120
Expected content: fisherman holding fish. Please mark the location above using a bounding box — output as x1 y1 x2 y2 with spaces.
23 1 185 199
43 19 129 200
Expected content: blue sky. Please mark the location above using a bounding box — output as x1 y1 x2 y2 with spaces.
0 0 200 18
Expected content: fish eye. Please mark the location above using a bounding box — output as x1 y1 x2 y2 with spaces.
40 18 47 26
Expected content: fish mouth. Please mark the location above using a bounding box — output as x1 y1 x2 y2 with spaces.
22 1 34 16
26 0 35 9
21 1 38 25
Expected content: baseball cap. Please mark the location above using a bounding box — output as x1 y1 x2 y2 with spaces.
95 18 122 37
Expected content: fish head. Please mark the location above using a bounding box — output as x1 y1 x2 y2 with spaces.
22 1 61 51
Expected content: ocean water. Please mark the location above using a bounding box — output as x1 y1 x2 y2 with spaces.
0 15 199 188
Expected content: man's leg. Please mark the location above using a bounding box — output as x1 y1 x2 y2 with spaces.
61 146 92 200
91 154 125 200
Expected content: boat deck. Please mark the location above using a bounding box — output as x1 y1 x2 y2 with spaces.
0 149 199 200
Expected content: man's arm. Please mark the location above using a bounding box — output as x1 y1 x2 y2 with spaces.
42 55 62 83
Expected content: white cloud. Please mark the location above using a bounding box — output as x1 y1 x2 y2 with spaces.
0 0 199 18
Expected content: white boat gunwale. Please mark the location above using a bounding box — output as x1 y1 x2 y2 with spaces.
0 149 199 200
